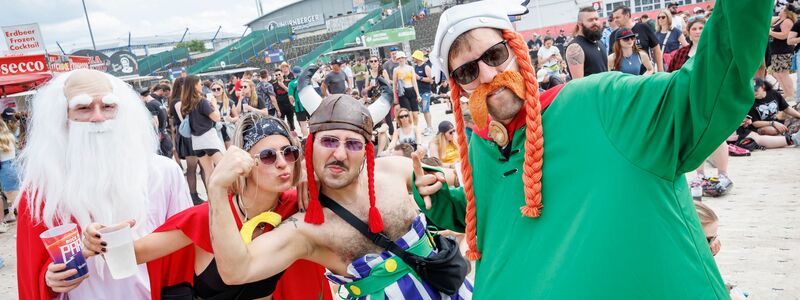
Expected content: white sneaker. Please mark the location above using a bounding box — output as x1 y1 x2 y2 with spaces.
0 222 9 233
423 127 433 136
689 177 704 200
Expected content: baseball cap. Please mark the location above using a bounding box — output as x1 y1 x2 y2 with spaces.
331 58 343 65
291 66 302 76
388 46 398 52
668 2 679 8
536 69 549 83
395 51 407 59
693 7 704 13
2 108 15 121
617 28 636 39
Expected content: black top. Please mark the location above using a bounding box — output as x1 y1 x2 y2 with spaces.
610 23 660 55
656 28 683 53
567 35 608 77
272 79 291 106
145 98 168 133
748 90 789 122
193 258 284 299
414 64 432 94
772 20 795 54
169 97 181 128
189 99 215 135
238 96 266 113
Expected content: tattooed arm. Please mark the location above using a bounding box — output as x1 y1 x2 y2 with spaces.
566 43 585 79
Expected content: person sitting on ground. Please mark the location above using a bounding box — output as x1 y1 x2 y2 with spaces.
428 121 461 168
387 108 422 152
391 143 414 158
730 78 800 149
694 201 750 300
608 28 654 75
537 68 564 91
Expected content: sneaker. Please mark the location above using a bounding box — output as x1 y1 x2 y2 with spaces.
689 177 705 200
728 144 751 156
0 222 9 234
3 210 16 223
791 131 800 146
423 127 433 136
703 175 733 197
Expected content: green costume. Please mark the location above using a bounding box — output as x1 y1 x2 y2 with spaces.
419 0 770 298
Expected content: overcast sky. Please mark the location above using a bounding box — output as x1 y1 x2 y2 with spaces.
1 0 294 52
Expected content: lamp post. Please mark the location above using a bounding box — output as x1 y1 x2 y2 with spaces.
81 0 97 50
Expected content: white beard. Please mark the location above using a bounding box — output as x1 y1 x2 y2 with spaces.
58 120 151 228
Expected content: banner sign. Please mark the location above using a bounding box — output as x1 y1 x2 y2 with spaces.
363 27 416 48
0 54 49 75
264 49 285 64
71 49 110 73
2 23 46 54
108 51 138 76
267 14 325 32
48 55 91 73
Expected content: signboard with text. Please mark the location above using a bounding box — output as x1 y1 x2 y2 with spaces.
364 27 416 48
2 23 46 54
267 14 326 32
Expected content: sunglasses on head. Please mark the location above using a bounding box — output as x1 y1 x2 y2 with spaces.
450 40 510 85
319 136 365 152
255 145 300 165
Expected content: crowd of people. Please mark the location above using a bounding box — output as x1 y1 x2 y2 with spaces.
523 1 800 199
0 0 783 299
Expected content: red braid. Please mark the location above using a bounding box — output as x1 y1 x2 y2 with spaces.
365 143 384 233
450 78 481 260
503 29 544 218
304 133 324 224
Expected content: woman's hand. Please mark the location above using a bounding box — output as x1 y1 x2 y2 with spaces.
82 219 136 258
209 146 256 194
45 263 88 293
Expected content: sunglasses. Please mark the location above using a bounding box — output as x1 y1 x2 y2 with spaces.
621 36 636 41
706 235 717 244
212 88 222 92
255 145 300 165
319 136 365 152
450 40 510 85
657 16 667 19
370 60 379 63
447 130 455 135
399 114 410 119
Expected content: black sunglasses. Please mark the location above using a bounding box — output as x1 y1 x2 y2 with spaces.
621 36 636 41
706 235 717 244
657 16 667 19
212 88 222 92
255 145 300 165
319 136 365 151
399 114 410 119
450 41 510 85
447 130 455 135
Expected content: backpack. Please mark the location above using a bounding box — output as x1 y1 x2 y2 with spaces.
735 137 762 151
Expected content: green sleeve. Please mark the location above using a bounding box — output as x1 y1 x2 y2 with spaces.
411 165 467 233
590 0 771 180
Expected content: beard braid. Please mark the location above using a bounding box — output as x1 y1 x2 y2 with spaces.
17 71 158 230
467 70 528 130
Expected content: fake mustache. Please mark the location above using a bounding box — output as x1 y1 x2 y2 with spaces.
467 70 527 130
325 160 349 171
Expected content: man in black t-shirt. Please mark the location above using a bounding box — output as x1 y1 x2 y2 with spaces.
141 85 173 157
527 34 543 67
272 69 296 132
554 30 568 58
610 6 664 72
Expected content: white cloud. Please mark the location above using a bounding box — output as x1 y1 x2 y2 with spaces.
1 0 295 53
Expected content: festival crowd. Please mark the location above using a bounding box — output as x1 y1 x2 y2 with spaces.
0 0 786 299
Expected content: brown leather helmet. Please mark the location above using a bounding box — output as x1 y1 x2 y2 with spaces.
308 94 373 140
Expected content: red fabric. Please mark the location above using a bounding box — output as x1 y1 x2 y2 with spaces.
16 192 57 300
0 73 51 96
668 45 692 73
147 189 332 300
473 83 563 141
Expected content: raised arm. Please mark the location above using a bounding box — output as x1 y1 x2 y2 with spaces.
591 0 771 179
207 147 312 285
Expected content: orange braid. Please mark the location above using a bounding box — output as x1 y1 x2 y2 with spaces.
502 29 544 218
449 78 481 260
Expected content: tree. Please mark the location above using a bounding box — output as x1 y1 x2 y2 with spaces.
175 40 206 52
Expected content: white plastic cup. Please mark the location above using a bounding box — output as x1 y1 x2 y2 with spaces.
98 224 137 279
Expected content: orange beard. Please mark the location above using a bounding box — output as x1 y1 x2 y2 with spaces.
467 70 527 130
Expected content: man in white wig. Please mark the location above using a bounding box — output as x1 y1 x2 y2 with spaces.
15 69 192 300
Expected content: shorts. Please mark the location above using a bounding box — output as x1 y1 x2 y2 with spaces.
420 92 431 113
771 53 793 72
194 149 221 157
191 128 224 157
398 88 419 112
0 160 19 192
296 110 310 122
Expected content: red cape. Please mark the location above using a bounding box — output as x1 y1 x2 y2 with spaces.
16 192 59 300
146 190 332 300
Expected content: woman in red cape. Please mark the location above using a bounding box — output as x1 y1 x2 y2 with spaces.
85 114 332 300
